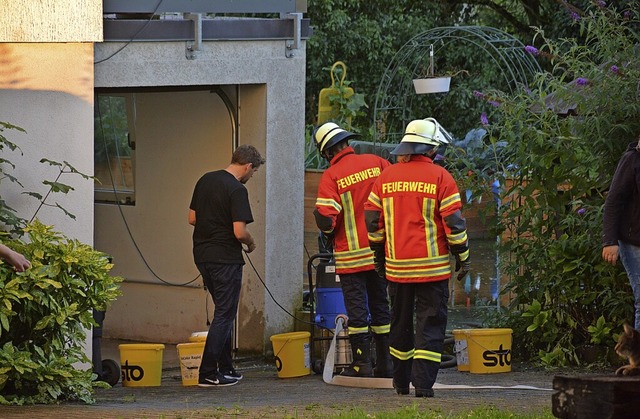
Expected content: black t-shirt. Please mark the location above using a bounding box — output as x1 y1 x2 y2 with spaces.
190 170 254 264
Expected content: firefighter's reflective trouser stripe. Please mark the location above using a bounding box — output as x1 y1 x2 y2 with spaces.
388 280 448 392
339 270 391 336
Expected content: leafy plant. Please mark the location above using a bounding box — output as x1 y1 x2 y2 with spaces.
0 122 28 233
1 122 93 234
0 222 123 405
1 122 123 404
587 315 613 345
455 1 640 366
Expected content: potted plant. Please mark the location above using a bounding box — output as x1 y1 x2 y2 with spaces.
412 44 451 94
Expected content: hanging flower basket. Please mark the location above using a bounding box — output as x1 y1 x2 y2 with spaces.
412 77 451 94
412 44 452 94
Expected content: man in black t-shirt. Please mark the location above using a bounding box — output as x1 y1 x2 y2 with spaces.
189 144 265 387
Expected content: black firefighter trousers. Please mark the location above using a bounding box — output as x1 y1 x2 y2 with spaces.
388 279 449 392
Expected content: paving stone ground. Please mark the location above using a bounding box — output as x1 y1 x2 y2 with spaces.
0 339 577 419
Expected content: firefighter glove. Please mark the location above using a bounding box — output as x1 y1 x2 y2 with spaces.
317 231 334 256
454 254 470 281
372 246 386 279
374 258 386 279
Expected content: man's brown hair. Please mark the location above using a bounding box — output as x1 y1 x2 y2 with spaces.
231 145 266 168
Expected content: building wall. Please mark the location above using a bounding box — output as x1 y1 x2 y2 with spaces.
94 40 306 353
0 0 102 368
1 1 307 355
0 44 96 243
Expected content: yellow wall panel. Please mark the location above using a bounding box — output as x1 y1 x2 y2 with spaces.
0 0 102 42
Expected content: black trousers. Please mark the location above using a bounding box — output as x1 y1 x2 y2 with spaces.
340 269 391 335
388 279 448 391
196 263 243 378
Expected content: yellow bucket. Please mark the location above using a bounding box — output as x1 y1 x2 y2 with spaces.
467 328 512 374
176 341 205 386
270 331 311 378
119 343 165 387
452 329 471 372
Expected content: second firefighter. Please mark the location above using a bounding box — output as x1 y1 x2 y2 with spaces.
313 122 393 378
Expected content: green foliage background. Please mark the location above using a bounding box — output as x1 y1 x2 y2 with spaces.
456 2 640 366
306 0 640 367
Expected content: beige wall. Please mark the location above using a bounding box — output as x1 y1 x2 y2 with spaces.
235 84 268 352
0 43 96 245
0 0 102 371
94 90 235 344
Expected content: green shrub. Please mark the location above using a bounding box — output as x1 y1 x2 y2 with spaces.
452 1 640 366
1 121 123 404
0 222 123 404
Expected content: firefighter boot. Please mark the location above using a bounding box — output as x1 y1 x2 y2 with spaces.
340 333 373 377
373 333 393 378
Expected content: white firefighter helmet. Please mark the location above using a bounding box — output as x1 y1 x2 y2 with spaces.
390 117 452 155
313 122 358 155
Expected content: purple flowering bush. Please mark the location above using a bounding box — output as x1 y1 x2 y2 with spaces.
463 1 640 367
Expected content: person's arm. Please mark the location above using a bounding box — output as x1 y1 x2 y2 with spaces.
188 209 196 226
233 221 256 253
0 244 30 272
314 172 340 236
439 173 470 281
364 180 386 278
444 210 471 281
603 153 634 245
602 152 634 265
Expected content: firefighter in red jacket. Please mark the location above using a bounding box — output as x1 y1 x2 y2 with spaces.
364 118 470 397
313 122 393 377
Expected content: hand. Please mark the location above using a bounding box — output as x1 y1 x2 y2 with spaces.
454 254 470 281
602 245 619 265
318 232 334 254
374 259 386 279
372 245 386 279
244 242 256 253
5 249 31 272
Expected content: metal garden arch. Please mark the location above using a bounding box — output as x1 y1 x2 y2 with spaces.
373 26 542 145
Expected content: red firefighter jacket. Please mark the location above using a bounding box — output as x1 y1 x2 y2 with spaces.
315 146 390 274
364 155 468 283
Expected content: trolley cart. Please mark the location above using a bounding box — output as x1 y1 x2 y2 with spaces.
306 252 352 374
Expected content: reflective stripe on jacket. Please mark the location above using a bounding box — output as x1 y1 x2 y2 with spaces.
364 155 467 283
315 146 391 274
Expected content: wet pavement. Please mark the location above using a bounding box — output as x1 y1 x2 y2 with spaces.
0 237 593 418
0 338 572 419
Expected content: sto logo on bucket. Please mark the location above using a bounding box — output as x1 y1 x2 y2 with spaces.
482 344 511 367
121 360 145 382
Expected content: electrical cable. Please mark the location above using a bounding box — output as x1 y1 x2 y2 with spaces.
303 243 312 260
96 95 200 287
94 0 165 65
243 249 316 326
